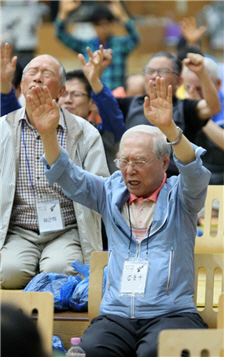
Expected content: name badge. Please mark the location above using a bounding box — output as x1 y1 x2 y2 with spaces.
120 259 149 297
36 199 64 234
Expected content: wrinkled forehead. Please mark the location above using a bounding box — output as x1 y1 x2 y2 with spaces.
27 55 60 73
121 131 154 153
147 56 173 69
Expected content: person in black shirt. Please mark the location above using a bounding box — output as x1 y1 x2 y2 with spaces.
113 51 221 176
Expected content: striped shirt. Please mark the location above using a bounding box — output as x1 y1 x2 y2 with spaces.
10 109 77 231
122 174 167 243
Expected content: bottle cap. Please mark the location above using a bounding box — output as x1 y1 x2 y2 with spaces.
71 337 80 345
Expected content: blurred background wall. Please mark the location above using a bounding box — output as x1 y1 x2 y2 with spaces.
1 0 224 74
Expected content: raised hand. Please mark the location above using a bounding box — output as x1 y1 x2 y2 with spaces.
0 42 17 94
93 46 113 73
180 17 207 46
144 77 173 130
58 0 81 21
78 45 113 93
78 46 103 85
26 86 60 136
108 0 129 22
183 53 205 76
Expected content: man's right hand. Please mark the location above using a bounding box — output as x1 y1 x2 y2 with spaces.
92 46 113 77
58 0 81 21
0 42 17 94
27 85 61 167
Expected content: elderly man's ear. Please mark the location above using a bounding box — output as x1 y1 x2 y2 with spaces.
162 154 170 171
58 86 66 99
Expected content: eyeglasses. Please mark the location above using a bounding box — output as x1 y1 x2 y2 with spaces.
114 157 158 170
143 67 179 77
61 91 89 99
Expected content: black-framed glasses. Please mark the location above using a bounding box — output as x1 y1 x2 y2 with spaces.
143 67 179 77
61 91 89 99
114 157 158 170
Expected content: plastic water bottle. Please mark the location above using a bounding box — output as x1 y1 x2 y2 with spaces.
66 337 86 357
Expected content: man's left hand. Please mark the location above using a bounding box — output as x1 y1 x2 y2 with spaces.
144 77 173 130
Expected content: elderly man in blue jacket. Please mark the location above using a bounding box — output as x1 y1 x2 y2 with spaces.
28 75 210 357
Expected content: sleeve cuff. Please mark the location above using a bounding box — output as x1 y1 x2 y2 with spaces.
41 147 69 186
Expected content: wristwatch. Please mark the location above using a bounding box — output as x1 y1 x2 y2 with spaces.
166 126 183 146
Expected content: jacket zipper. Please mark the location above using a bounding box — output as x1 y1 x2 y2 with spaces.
108 251 112 290
166 247 174 295
131 294 135 318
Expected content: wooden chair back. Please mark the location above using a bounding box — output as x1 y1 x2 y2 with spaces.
87 252 224 328
194 253 224 328
0 291 54 355
217 293 224 329
88 251 108 323
158 329 224 357
195 185 224 253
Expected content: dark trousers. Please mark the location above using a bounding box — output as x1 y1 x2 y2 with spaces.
80 312 208 357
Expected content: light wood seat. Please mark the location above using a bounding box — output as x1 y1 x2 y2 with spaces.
195 185 224 253
217 293 224 329
53 311 89 350
0 291 54 355
158 328 224 357
194 253 224 328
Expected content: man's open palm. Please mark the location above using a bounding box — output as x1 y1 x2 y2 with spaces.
144 77 173 128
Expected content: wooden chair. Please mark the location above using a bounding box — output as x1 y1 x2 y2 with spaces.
0 291 54 355
158 329 224 357
195 185 224 253
87 252 224 328
88 251 108 323
194 253 224 328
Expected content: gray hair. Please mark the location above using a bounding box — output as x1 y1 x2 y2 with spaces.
22 54 66 86
119 125 171 158
203 57 219 83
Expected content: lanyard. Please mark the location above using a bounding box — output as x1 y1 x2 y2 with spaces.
127 203 153 260
22 119 64 195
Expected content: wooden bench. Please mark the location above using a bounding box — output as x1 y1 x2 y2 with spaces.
53 311 89 350
53 251 108 350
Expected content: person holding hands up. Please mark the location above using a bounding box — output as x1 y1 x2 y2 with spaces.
55 0 141 90
28 73 210 356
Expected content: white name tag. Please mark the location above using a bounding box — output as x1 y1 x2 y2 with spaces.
36 200 64 234
120 259 149 296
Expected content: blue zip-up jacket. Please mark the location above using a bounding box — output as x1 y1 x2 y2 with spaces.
42 144 210 319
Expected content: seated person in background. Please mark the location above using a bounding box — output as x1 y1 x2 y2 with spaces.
29 76 210 357
112 73 146 98
55 0 141 90
108 50 220 177
0 53 109 289
183 56 224 185
1 303 47 357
